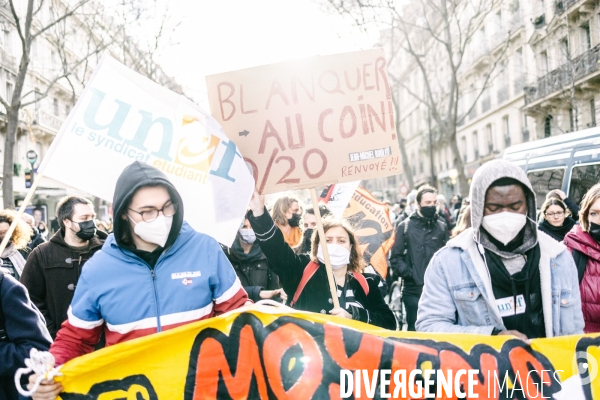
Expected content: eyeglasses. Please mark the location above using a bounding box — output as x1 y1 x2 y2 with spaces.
545 211 565 218
129 202 177 222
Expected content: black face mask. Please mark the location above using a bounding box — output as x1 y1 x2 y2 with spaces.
590 222 600 242
288 213 301 227
420 206 437 219
72 220 97 241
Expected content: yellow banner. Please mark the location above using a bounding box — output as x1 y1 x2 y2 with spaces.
56 305 600 399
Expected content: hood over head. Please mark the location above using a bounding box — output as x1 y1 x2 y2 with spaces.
112 161 184 250
469 159 537 255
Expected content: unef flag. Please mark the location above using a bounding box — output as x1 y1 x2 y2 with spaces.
321 185 395 278
38 54 254 246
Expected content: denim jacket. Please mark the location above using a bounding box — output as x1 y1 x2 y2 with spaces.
416 228 584 337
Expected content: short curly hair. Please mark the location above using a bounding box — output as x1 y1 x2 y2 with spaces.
0 209 33 250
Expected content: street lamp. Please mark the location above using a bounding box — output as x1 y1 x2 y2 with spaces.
26 150 38 185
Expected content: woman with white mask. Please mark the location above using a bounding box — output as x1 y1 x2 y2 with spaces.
247 191 396 330
222 218 287 303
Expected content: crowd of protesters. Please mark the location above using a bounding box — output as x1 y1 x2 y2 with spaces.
0 158 599 398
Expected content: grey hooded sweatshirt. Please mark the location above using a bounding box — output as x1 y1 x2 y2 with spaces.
470 159 538 274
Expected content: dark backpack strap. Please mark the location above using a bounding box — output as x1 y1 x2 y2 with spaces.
290 261 320 307
351 272 369 296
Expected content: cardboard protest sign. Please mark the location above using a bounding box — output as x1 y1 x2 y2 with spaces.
38 54 254 246
321 184 394 278
206 49 401 194
56 305 599 399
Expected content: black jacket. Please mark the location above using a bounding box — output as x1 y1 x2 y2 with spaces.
248 208 396 330
564 197 580 221
389 212 449 295
20 230 107 338
222 238 281 302
0 270 52 400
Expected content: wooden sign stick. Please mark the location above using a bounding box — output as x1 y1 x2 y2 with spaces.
309 188 340 309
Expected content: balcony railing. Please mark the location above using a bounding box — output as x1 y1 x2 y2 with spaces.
533 14 546 29
555 0 581 15
524 43 600 105
33 110 63 133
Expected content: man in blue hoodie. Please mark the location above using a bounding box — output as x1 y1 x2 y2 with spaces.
31 162 248 399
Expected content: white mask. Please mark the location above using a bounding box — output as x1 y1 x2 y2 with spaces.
481 212 527 246
129 214 173 247
317 243 351 270
239 229 256 244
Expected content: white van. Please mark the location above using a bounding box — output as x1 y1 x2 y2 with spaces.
503 127 600 207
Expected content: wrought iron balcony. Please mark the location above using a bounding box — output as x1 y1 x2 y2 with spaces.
524 44 600 105
533 14 546 29
555 0 582 15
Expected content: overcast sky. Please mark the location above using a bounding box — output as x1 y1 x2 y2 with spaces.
158 0 380 108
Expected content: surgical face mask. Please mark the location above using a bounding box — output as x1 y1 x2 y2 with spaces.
72 220 97 241
481 211 527 246
317 243 351 270
239 228 256 244
129 214 173 247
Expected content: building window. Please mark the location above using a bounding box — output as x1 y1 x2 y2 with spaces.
487 124 494 154
34 90 41 111
544 115 553 137
5 82 12 102
539 51 549 76
560 37 570 63
514 47 525 94
65 104 71 116
461 137 467 163
53 98 59 116
472 131 479 160
591 98 596 127
503 115 511 147
569 108 577 132
581 23 591 52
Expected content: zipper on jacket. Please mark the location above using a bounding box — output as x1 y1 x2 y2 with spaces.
150 268 162 332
